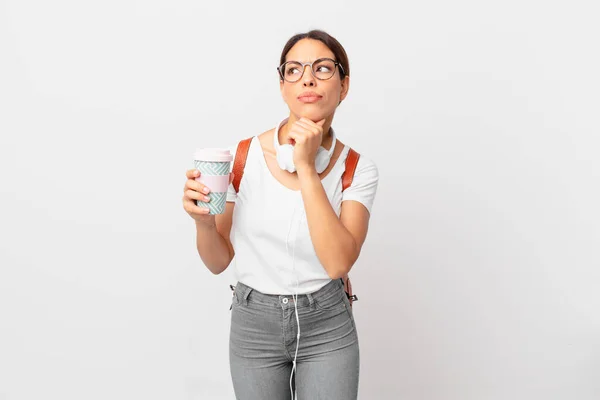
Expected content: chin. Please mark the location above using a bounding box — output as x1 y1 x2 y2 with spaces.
292 107 330 122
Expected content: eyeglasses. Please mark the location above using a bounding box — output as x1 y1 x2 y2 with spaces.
277 57 345 83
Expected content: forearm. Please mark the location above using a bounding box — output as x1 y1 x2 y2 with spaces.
195 222 232 275
297 166 358 279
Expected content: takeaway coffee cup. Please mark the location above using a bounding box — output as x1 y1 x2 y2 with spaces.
193 148 233 215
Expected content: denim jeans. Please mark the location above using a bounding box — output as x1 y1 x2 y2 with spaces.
229 278 360 400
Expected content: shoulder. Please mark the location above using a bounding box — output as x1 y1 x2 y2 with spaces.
356 152 377 172
228 128 273 155
341 145 379 213
345 146 378 181
225 127 274 172
226 133 259 159
257 128 276 158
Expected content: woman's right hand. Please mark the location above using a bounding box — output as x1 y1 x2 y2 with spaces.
182 169 234 226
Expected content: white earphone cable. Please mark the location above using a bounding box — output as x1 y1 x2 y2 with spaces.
288 207 305 400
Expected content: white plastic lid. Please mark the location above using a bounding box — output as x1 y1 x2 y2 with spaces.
193 148 233 162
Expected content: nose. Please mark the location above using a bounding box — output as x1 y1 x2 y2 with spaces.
302 64 316 87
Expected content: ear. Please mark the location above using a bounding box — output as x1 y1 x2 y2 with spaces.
340 75 350 102
279 68 285 91
280 80 288 105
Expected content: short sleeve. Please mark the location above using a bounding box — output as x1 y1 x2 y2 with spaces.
226 143 238 203
341 155 379 214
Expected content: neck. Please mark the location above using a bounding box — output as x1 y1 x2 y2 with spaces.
280 114 334 150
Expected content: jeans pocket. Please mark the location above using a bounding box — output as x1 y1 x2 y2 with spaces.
314 290 347 312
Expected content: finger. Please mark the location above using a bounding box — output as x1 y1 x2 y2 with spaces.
229 172 235 184
299 117 316 125
187 169 200 179
287 130 306 144
185 189 211 203
296 119 322 135
292 124 320 142
293 124 312 136
182 197 210 214
185 177 211 194
295 119 313 131
290 122 311 138
299 117 325 129
184 177 210 196
187 202 210 215
193 205 211 215
196 182 211 194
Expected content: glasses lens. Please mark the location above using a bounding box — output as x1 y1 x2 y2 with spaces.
313 59 336 80
283 62 303 82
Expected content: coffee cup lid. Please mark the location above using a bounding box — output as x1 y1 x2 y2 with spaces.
194 148 233 162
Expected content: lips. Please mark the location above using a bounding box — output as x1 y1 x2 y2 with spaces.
298 92 322 103
299 97 321 103
298 91 322 101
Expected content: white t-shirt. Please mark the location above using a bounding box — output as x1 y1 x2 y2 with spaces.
225 120 379 295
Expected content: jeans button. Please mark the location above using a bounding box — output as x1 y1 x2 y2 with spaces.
282 298 289 304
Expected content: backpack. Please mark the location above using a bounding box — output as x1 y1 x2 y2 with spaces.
230 136 361 307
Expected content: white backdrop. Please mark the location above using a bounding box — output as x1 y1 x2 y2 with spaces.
1 0 599 399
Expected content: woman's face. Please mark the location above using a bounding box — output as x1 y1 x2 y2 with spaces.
279 39 349 123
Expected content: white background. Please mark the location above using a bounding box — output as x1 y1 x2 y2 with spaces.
1 0 599 399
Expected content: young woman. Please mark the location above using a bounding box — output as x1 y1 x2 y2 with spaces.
182 29 379 400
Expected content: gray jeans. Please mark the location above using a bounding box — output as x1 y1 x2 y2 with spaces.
229 278 360 400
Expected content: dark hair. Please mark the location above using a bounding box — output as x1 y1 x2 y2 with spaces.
278 29 349 82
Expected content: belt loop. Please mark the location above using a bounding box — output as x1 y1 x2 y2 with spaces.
306 292 315 311
229 284 236 310
242 287 252 306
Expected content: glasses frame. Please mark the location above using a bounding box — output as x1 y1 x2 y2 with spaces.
277 57 345 83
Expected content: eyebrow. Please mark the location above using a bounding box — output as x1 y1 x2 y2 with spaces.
285 57 334 63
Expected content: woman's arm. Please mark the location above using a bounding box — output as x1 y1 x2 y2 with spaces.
297 165 370 279
195 202 236 275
